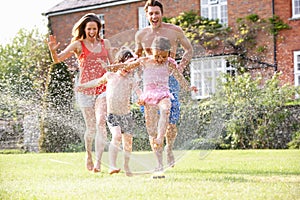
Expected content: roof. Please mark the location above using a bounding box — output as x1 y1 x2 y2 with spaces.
43 0 143 16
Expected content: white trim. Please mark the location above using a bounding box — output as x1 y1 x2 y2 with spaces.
201 0 228 25
45 0 142 17
138 7 148 30
190 55 234 99
294 50 300 98
292 0 300 18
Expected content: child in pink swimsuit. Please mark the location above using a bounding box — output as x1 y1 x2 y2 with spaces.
106 36 198 178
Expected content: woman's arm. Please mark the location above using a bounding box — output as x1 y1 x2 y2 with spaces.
47 35 79 63
76 74 107 91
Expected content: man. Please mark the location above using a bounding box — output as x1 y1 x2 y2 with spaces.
135 0 193 168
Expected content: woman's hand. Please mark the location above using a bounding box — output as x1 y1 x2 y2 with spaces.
47 35 60 51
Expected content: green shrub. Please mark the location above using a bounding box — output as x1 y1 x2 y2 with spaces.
39 63 81 152
288 131 300 149
187 72 300 149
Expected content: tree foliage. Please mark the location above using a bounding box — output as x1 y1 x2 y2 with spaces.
164 11 290 70
39 62 81 153
0 28 52 119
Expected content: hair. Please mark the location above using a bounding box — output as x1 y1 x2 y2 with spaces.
115 46 135 63
71 13 102 42
144 0 164 15
151 36 171 51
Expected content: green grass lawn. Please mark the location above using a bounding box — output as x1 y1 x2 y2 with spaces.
0 150 299 200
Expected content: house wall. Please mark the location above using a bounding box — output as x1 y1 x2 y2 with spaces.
47 0 300 85
48 0 199 67
275 0 300 85
227 0 275 72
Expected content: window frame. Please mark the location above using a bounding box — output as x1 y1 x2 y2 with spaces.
98 14 105 38
201 0 228 25
294 51 300 87
190 55 235 99
138 7 149 30
292 0 300 19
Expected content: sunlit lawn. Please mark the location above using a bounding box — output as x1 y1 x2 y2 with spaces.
0 150 299 200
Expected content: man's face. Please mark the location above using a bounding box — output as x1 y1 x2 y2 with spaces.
147 6 162 29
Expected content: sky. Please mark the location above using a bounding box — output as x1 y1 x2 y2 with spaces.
0 0 63 45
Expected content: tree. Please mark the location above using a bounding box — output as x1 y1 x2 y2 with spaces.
0 28 82 152
0 28 51 119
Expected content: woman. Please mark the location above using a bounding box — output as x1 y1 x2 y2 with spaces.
47 13 114 172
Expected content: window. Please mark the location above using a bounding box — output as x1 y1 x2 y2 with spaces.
292 0 300 18
138 7 149 30
294 51 300 88
201 0 228 25
98 14 105 38
190 56 235 99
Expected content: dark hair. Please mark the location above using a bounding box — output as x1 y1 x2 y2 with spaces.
115 46 134 63
71 13 102 42
144 0 163 15
151 36 171 51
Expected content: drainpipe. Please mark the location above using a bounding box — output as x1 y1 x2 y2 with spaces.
272 0 278 71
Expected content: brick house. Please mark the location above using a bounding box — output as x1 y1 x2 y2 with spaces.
43 0 300 99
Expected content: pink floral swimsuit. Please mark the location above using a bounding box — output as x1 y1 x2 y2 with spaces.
139 60 174 105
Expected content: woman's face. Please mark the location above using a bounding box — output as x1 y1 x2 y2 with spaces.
152 49 168 64
85 21 99 40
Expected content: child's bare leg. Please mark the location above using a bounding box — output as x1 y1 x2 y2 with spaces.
94 97 107 172
145 105 163 171
165 124 177 167
154 98 171 171
157 98 171 144
122 133 133 176
81 107 96 171
108 126 122 174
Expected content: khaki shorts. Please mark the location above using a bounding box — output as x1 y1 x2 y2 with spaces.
76 92 106 107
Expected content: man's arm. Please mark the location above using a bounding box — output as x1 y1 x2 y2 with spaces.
177 28 193 72
135 30 144 58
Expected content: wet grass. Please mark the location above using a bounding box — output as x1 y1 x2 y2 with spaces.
0 149 299 200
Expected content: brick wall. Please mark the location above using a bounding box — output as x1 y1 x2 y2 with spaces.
48 0 300 85
48 0 199 66
275 0 300 85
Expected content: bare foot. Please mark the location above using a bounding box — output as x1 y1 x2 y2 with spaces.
93 167 101 173
86 157 94 171
109 168 121 175
93 161 101 173
124 166 133 177
167 154 175 168
125 171 133 177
